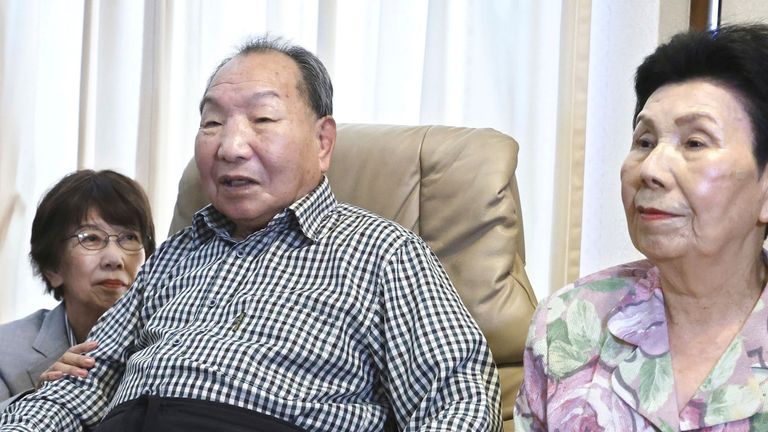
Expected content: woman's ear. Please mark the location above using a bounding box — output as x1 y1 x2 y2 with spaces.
43 269 64 288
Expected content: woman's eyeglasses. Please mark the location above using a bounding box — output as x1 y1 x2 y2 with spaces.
68 228 144 253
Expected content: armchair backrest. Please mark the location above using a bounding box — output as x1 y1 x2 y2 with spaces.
169 123 537 429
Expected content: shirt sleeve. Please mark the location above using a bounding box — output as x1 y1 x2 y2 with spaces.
372 238 502 431
513 297 550 432
0 267 150 431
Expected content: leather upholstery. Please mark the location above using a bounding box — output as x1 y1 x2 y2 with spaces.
168 123 537 430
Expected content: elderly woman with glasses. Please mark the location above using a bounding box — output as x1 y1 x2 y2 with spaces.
515 24 768 431
0 170 155 409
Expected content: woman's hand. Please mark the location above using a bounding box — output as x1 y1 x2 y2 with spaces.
36 340 98 388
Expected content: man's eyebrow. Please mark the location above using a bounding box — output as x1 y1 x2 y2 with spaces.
199 90 281 113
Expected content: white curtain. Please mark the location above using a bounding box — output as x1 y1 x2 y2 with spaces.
0 0 578 322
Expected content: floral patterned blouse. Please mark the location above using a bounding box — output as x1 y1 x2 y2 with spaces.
514 259 768 431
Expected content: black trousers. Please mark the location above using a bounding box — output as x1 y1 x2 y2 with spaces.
93 395 307 432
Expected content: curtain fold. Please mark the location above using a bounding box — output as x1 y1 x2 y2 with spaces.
136 0 174 231
77 0 97 168
550 0 591 290
0 0 84 322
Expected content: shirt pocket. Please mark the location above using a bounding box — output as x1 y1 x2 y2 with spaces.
200 290 370 402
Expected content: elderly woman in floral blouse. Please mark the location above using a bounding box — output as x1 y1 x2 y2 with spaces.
515 24 768 431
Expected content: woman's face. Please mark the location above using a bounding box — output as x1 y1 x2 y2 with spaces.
44 209 146 317
621 79 768 263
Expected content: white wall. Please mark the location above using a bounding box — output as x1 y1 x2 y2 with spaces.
580 1 666 279
721 0 768 24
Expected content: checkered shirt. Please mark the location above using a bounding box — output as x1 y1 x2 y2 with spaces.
0 178 501 431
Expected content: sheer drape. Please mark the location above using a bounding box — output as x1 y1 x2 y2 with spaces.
0 0 586 322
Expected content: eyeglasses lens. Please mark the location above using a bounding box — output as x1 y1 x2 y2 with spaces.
75 229 143 252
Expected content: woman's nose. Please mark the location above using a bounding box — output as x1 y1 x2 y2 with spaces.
100 241 125 270
638 143 674 189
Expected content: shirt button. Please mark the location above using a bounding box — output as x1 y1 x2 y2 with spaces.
207 298 218 307
142 387 153 395
171 338 181 346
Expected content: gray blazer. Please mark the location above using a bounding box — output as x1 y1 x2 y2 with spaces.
0 303 69 411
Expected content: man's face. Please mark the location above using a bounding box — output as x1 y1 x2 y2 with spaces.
195 51 335 238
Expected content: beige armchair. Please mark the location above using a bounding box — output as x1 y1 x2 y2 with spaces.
169 123 537 431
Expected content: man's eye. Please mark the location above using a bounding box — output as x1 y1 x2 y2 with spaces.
633 137 654 149
201 121 221 128
685 139 705 149
254 117 274 123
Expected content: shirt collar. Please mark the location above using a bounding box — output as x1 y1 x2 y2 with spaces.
63 307 77 346
287 176 337 242
190 177 337 246
606 252 768 430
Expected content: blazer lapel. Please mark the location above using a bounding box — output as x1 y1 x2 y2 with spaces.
26 303 70 387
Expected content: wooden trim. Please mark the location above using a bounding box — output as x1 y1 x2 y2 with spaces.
690 0 709 31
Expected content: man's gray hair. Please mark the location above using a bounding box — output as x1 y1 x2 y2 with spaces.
200 35 333 118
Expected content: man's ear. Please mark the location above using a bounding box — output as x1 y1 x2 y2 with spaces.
43 269 64 289
316 116 336 173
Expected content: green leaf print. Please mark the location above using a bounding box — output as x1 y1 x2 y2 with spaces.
586 277 627 293
566 299 601 349
701 338 742 392
750 412 768 431
599 334 631 367
549 339 588 379
546 296 567 323
549 318 569 344
617 351 643 383
658 420 676 432
638 355 674 412
706 383 761 424
547 301 602 379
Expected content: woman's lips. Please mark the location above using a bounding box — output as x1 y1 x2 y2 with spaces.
637 206 679 220
98 279 127 289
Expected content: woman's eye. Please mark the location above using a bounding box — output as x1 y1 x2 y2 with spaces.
121 233 139 241
79 233 102 244
685 138 705 149
254 117 274 123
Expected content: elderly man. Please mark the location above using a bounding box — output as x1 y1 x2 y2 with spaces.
0 36 500 431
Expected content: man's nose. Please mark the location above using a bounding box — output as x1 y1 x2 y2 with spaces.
218 118 254 161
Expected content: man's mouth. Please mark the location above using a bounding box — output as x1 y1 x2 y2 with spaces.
220 176 257 187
